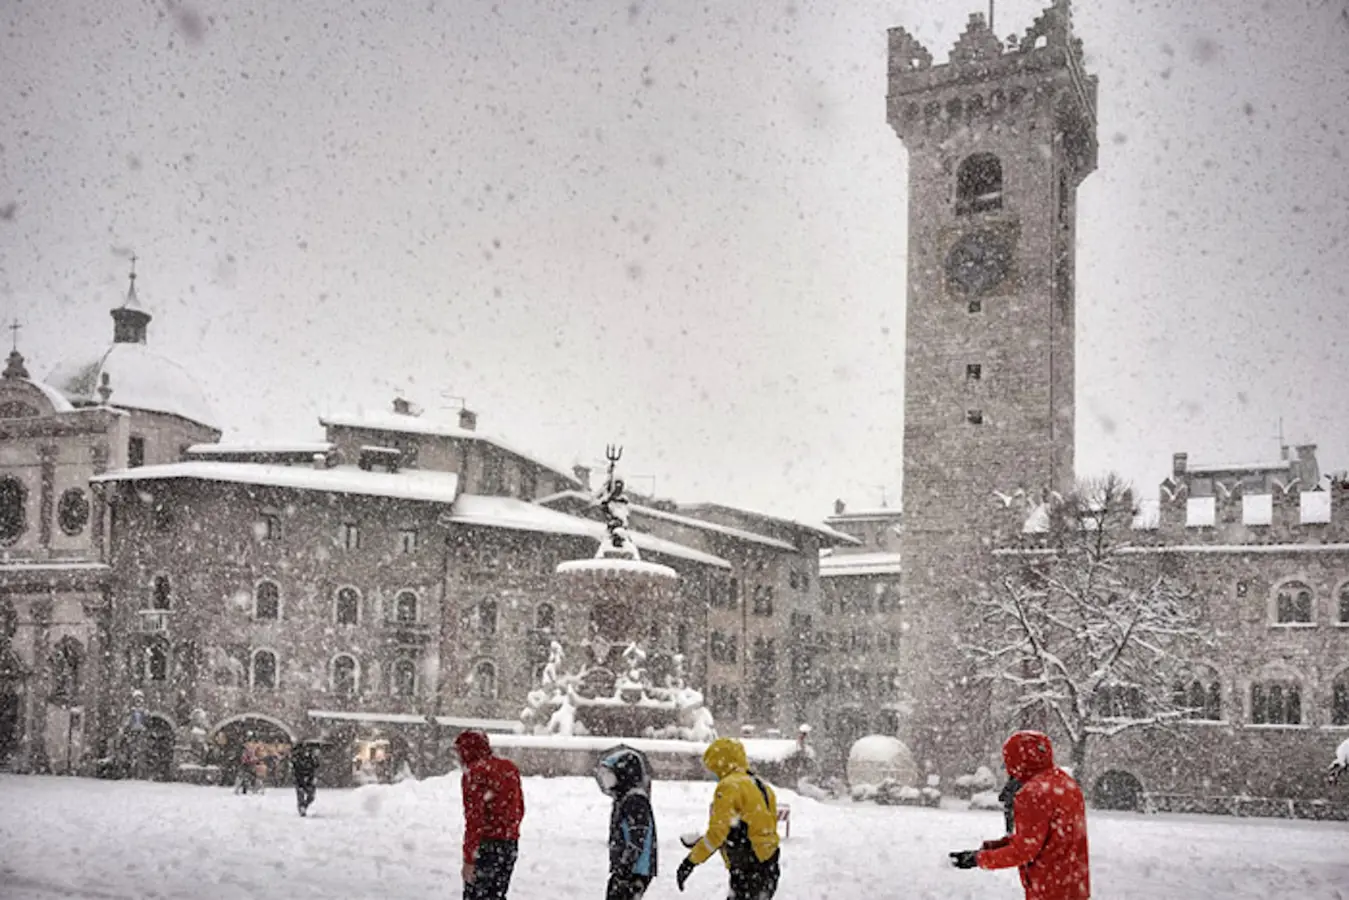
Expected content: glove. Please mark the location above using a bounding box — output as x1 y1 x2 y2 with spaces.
949 850 979 870
676 857 696 891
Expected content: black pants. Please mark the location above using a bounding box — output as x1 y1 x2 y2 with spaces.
605 873 650 900
465 840 518 900
294 777 316 813
728 850 780 900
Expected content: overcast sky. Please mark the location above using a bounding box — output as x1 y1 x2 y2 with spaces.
3 0 1347 522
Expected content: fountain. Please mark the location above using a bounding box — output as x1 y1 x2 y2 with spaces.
521 446 716 742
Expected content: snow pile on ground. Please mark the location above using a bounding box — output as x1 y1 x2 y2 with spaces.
2 774 1349 899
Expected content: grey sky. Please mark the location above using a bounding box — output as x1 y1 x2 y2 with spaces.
3 0 1347 520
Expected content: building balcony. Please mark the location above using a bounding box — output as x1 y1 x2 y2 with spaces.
383 619 435 646
137 609 172 634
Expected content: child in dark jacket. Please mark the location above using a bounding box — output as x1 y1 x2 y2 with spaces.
595 746 658 900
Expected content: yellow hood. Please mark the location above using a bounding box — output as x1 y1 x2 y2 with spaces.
702 737 748 778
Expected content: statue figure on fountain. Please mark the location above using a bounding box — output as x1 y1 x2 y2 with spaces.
521 445 718 743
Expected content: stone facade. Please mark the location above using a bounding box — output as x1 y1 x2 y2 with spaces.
888 3 1097 771
0 268 219 774
990 469 1349 810
812 504 905 770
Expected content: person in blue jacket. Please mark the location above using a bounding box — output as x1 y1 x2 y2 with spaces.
595 746 658 900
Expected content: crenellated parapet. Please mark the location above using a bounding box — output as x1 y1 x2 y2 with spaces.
887 2 1096 177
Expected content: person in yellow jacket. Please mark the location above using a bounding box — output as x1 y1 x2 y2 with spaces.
675 738 781 899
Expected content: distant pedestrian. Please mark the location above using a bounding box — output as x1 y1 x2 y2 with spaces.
595 746 658 900
455 730 525 900
292 739 322 817
676 737 780 899
949 731 1090 900
235 743 262 795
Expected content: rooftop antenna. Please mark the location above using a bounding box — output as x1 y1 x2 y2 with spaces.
1275 417 1287 460
878 485 889 508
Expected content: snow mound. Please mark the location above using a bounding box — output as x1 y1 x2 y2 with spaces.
846 735 917 788
970 790 1004 811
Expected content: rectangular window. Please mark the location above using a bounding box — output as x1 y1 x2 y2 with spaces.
968 298 982 314
340 522 360 550
1251 682 1301 725
966 363 982 381
966 409 983 425
128 436 145 468
398 529 418 554
752 586 775 617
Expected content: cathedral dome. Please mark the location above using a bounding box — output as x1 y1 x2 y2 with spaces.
43 259 217 430
46 343 217 430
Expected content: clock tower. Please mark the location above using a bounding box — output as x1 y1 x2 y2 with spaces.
886 2 1097 770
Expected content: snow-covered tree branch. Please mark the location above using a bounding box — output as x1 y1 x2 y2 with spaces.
968 474 1214 779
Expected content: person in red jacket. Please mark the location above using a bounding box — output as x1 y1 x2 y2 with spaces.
949 731 1090 900
454 730 525 900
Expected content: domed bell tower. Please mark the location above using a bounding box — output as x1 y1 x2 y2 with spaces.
887 2 1097 771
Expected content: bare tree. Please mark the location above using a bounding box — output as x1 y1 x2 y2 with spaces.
969 474 1211 780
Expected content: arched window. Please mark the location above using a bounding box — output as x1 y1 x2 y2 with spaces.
0 598 16 643
1095 684 1145 720
391 658 417 698
1273 580 1313 624
335 587 360 625
331 655 358 696
0 476 26 545
146 640 169 682
251 649 278 690
1250 674 1301 725
956 153 1003 215
1171 665 1222 721
478 598 498 637
49 638 84 706
151 575 172 611
1337 583 1349 625
535 602 555 631
254 581 280 621
1331 669 1349 727
473 660 497 699
394 591 418 625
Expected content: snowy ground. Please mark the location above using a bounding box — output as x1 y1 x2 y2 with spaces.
2 774 1347 899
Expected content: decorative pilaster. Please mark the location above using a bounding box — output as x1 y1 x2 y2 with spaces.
38 444 57 548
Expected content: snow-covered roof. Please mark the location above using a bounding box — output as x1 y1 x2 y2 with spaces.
679 501 861 547
995 543 1349 558
446 494 731 569
91 462 461 505
1186 496 1216 527
319 410 579 487
825 507 903 522
186 441 334 456
12 378 76 413
537 491 799 552
555 558 679 580
1243 494 1273 526
1186 459 1291 475
818 552 902 577
46 343 217 430
1301 490 1331 524
485 733 801 762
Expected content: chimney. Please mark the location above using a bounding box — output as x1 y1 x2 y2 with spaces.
1294 444 1320 487
834 498 846 516
458 408 477 431
312 453 327 471
572 465 591 490
1172 453 1188 477
392 397 412 415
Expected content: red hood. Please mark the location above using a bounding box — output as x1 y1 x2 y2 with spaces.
454 730 493 766
1002 730 1055 782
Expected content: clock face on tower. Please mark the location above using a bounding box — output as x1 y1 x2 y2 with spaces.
945 229 1013 297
